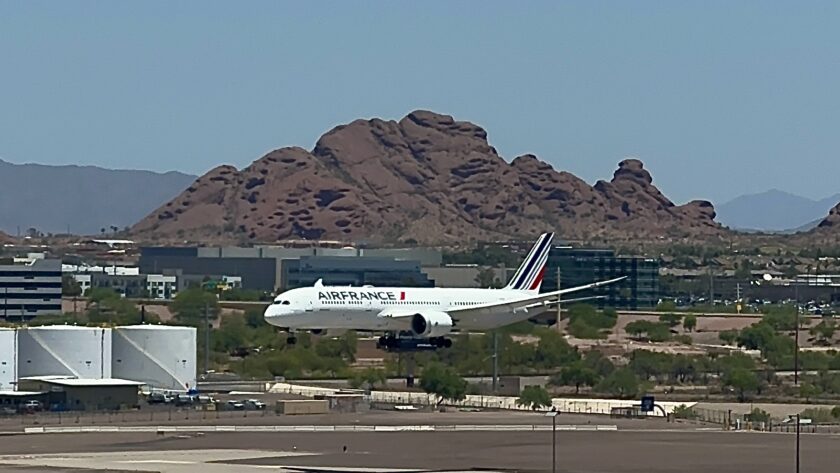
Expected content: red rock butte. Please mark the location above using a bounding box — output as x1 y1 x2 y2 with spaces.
131 110 722 244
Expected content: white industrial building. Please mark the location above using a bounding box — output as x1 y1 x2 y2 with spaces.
0 328 17 390
17 326 113 379
112 325 196 391
0 324 196 392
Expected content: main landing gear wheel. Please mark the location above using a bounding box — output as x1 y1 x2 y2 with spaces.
376 336 452 351
286 335 297 346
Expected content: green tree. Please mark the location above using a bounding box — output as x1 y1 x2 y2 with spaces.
761 306 798 331
800 382 822 402
552 362 598 394
624 320 650 340
748 408 770 423
810 320 836 346
420 363 468 405
566 304 617 339
656 300 678 312
629 350 672 383
534 330 579 368
719 330 739 345
349 368 387 391
831 406 840 420
516 385 552 410
625 321 671 342
682 314 698 333
722 367 760 402
474 267 502 288
315 332 358 362
171 288 219 325
62 275 82 297
659 313 683 330
583 350 615 377
596 368 641 399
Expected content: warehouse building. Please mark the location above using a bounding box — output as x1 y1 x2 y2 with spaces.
0 258 62 319
17 376 143 411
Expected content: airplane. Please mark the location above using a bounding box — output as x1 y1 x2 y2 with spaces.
263 232 625 351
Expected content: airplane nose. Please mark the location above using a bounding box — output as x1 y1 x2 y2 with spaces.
264 306 286 326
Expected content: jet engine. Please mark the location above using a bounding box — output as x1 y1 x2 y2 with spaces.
410 311 454 338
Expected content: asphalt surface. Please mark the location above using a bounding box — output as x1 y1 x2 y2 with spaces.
1 427 837 473
1 409 695 431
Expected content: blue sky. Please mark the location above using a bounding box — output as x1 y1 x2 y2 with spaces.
1 1 838 204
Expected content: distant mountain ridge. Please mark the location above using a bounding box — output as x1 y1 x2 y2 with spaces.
716 189 840 232
0 159 197 235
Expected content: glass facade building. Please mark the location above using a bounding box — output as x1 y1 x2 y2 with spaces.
282 256 434 290
541 247 659 310
0 259 62 319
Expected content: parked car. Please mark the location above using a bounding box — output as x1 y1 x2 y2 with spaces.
245 399 266 410
19 400 42 413
175 394 196 406
147 392 168 404
225 400 245 410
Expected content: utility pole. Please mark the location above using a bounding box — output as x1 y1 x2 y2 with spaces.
492 331 498 393
794 283 800 386
709 269 714 307
204 303 210 374
795 413 801 473
555 266 562 333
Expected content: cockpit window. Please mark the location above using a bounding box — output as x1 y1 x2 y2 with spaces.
273 300 291 305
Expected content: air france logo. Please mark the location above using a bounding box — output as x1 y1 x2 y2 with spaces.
318 291 406 301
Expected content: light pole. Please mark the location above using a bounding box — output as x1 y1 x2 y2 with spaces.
545 409 558 473
794 284 800 386
795 413 801 473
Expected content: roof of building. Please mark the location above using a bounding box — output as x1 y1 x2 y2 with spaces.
0 390 48 396
19 376 145 387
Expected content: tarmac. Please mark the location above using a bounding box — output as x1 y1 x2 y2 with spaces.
0 411 836 472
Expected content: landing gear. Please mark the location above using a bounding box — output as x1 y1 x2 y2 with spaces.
377 335 452 352
286 331 297 346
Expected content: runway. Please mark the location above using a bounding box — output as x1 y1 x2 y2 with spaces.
0 429 837 473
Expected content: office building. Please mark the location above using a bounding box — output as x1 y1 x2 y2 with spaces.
282 256 434 289
0 259 62 319
139 246 442 292
542 247 659 310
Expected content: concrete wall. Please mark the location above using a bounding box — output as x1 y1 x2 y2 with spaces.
275 399 329 415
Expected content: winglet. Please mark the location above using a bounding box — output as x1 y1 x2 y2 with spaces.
314 278 324 287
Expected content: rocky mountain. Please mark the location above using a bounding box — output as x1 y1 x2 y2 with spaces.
716 189 840 232
818 203 840 229
131 111 722 244
0 159 196 236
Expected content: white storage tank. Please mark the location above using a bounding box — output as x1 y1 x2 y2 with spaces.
0 328 17 390
112 325 196 391
18 326 112 379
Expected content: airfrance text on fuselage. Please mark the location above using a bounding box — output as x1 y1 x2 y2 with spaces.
318 291 403 301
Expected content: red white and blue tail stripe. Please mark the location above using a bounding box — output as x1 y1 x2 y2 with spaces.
505 232 554 293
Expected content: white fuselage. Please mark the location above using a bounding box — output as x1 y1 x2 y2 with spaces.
264 286 537 333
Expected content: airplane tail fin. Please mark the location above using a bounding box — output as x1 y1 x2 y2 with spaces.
504 232 554 293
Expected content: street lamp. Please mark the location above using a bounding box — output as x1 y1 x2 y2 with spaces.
545 409 558 473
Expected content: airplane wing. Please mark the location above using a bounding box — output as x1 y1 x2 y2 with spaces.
448 277 626 326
